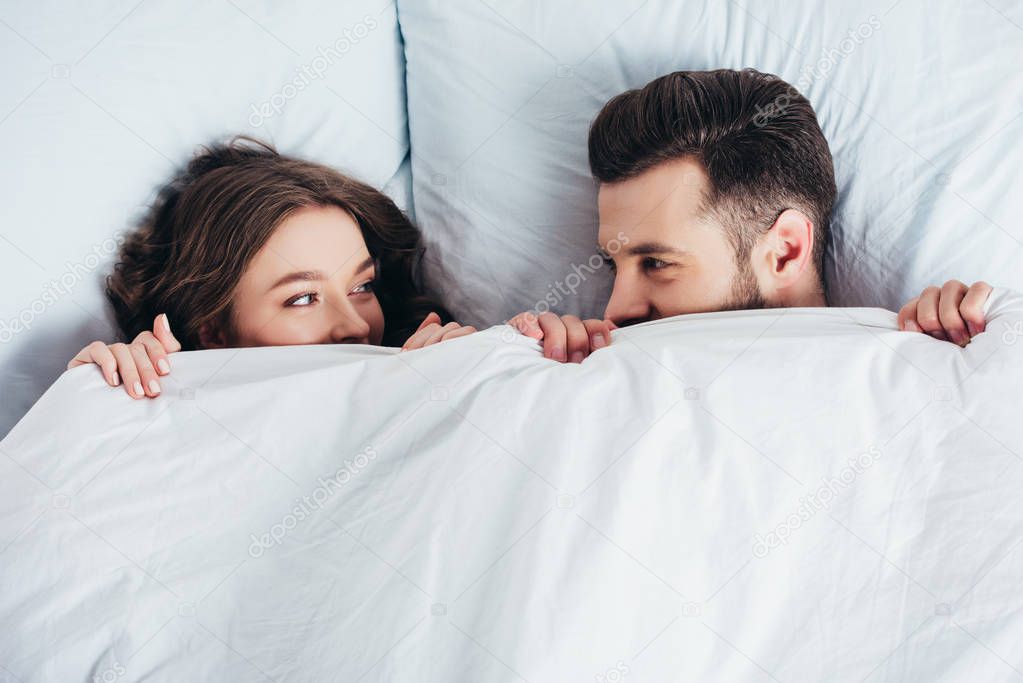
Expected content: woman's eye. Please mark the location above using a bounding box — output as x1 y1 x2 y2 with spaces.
350 281 375 295
286 293 317 307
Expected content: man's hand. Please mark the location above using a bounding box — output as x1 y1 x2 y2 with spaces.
898 280 992 346
507 312 616 363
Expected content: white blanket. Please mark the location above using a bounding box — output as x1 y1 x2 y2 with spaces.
3 291 1022 682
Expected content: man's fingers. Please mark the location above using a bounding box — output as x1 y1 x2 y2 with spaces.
559 315 589 363
153 313 182 353
537 313 568 362
937 280 969 346
898 298 921 332
509 312 544 340
583 319 613 350
915 286 947 340
960 281 993 336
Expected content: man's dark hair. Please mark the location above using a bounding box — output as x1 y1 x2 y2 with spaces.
588 68 836 293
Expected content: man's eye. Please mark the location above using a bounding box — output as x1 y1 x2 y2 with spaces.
351 281 375 295
642 257 670 271
286 293 317 307
601 255 617 272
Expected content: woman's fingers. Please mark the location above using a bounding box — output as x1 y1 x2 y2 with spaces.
135 331 172 375
424 322 461 347
108 343 145 398
441 325 476 342
402 322 476 351
128 341 162 397
414 312 443 333
152 313 182 354
402 322 441 351
68 341 120 386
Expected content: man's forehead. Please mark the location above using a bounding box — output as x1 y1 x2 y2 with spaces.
597 159 709 247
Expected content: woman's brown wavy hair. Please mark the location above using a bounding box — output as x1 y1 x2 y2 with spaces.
106 137 447 349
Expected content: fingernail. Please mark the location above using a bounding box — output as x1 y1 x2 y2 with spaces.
162 314 171 334
904 320 920 332
148 380 161 395
157 359 170 374
133 382 144 396
550 346 566 362
111 371 119 386
570 351 584 364
592 334 606 349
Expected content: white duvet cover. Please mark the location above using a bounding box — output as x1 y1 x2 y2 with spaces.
2 291 1022 682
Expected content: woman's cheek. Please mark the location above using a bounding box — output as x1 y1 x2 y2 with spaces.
366 297 385 345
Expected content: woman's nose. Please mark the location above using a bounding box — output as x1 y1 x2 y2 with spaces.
328 302 371 344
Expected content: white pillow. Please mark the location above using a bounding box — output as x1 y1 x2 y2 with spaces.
0 0 410 437
399 0 1023 327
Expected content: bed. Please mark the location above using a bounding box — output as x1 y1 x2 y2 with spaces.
1 0 1022 680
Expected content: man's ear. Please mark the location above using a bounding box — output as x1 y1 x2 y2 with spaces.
754 208 814 292
198 320 228 349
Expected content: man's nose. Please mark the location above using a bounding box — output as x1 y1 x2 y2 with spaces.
328 301 371 344
603 275 651 327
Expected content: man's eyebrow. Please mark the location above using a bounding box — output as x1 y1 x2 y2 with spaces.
622 242 691 257
267 257 374 292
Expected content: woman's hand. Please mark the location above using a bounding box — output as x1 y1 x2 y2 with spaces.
67 313 181 399
401 312 476 351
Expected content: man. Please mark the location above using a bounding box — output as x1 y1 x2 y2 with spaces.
510 68 991 363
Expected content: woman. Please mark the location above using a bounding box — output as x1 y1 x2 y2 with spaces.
68 137 475 398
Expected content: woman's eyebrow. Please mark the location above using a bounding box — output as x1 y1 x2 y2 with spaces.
266 257 375 292
268 270 327 292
